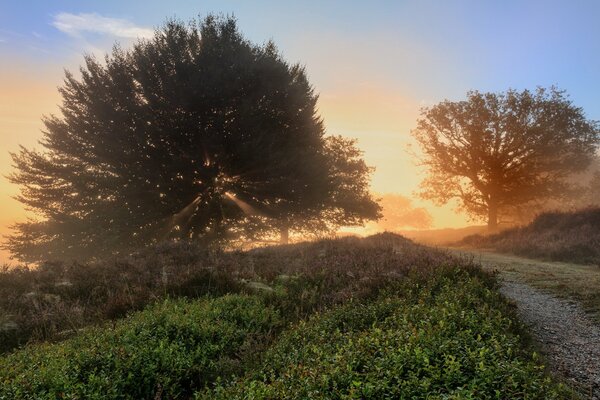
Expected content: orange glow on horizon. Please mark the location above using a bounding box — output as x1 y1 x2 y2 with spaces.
0 61 64 264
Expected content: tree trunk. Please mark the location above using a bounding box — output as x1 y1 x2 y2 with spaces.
487 200 498 232
279 225 289 245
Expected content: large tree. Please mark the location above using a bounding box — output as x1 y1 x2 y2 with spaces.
412 87 599 231
5 16 379 262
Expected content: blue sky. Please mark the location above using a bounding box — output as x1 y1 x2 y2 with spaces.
1 0 600 240
2 0 600 105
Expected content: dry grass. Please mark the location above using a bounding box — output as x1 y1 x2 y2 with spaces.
460 208 600 265
0 233 472 353
450 248 600 321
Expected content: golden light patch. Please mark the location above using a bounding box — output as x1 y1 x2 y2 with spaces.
0 61 63 264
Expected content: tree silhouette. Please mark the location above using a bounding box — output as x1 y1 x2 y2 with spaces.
413 88 599 231
5 16 380 262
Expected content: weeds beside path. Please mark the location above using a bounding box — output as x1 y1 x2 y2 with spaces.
449 248 600 399
449 249 600 320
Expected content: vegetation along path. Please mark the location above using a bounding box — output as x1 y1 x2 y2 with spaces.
450 248 600 398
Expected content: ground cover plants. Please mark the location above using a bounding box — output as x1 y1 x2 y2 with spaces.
0 234 445 353
198 271 570 399
0 234 574 398
0 296 280 399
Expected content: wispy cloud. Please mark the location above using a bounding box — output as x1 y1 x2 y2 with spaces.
52 12 153 39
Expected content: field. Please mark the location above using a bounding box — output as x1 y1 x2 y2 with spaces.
0 234 573 398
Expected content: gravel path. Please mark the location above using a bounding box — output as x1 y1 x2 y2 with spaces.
500 280 600 398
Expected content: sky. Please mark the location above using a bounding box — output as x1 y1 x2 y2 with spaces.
1 0 600 262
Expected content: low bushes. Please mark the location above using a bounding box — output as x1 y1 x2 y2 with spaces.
0 295 280 399
198 271 570 399
0 243 242 353
0 234 573 398
0 233 457 353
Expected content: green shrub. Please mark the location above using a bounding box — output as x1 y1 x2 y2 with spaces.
0 248 243 353
0 295 280 399
197 272 571 399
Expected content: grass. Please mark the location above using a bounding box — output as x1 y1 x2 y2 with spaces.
459 208 600 265
0 236 574 399
450 249 600 321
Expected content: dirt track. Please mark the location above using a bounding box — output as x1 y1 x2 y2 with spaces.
450 249 600 399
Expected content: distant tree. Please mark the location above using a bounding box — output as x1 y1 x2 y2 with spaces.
412 88 599 231
374 194 433 231
5 15 380 262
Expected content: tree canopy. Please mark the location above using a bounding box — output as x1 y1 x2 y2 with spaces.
5 15 380 262
413 87 599 231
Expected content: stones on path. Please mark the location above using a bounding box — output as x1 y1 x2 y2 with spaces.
500 280 600 399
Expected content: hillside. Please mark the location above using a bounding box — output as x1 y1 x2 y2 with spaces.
0 234 572 398
459 208 600 265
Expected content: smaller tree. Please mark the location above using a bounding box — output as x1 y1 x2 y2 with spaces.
413 87 599 231
229 135 381 244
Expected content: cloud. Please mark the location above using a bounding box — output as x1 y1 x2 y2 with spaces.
52 12 153 39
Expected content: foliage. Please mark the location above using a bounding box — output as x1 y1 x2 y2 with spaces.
197 270 570 399
0 243 242 353
0 234 572 398
460 207 600 265
413 87 599 231
0 295 280 400
0 233 451 353
5 15 379 263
